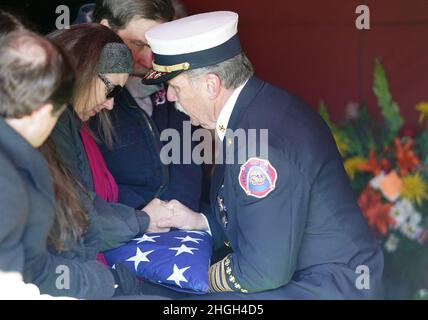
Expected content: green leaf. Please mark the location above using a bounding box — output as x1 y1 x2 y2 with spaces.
373 58 404 144
318 101 351 157
318 100 337 132
340 105 376 157
415 132 428 165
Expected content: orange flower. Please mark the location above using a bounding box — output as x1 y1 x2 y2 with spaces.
358 187 395 235
394 138 420 176
358 150 391 176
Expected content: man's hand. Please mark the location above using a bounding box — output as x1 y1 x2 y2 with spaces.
142 198 172 233
157 199 209 231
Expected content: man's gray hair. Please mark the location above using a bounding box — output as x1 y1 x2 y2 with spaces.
186 53 254 90
93 0 175 30
0 30 75 118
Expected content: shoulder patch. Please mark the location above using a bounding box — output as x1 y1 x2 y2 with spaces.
238 157 277 198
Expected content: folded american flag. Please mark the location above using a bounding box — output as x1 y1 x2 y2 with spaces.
103 230 212 293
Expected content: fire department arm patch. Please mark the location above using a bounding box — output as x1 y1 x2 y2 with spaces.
238 157 278 198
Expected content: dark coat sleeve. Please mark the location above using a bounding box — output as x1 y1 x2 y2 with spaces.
210 147 311 293
201 201 226 251
31 252 116 299
51 112 149 250
0 153 29 273
91 194 149 250
0 161 116 299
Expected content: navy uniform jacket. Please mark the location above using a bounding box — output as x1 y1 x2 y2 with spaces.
92 87 203 211
204 77 384 299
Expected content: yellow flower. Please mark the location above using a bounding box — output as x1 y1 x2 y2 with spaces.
401 173 428 206
416 102 428 124
344 156 366 180
333 132 348 156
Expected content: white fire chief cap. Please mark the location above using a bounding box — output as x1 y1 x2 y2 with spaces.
142 11 242 84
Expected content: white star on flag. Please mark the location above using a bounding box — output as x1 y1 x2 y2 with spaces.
126 248 154 271
167 264 190 287
186 231 207 236
169 244 199 256
133 234 160 244
174 235 203 244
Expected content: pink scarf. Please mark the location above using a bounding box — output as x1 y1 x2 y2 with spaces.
79 124 119 203
80 124 118 267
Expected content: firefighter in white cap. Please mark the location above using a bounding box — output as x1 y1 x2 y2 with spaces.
144 11 384 299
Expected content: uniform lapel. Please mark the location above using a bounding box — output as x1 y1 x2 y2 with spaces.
210 76 265 206
210 137 226 206
151 92 170 132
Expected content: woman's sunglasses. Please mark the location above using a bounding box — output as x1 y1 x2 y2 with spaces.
98 73 123 99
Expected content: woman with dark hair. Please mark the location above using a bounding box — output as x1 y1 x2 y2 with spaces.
43 24 172 296
39 140 89 252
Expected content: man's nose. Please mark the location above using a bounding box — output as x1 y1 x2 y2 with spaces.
138 48 153 68
146 50 154 68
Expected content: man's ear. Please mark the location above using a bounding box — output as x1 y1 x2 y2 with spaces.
100 18 111 29
205 74 221 100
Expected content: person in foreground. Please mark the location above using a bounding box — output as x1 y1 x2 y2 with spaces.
0 17 75 298
143 11 384 299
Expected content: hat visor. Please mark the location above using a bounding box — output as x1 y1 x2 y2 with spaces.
141 69 184 85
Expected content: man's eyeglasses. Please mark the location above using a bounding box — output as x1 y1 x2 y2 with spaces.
98 73 123 99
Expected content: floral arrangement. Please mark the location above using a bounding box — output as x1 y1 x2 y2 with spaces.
319 59 428 299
